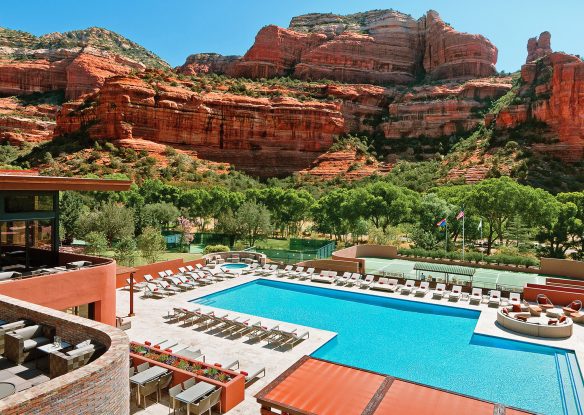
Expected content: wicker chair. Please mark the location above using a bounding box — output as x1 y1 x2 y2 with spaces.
4 324 55 364
49 342 103 378
138 378 160 408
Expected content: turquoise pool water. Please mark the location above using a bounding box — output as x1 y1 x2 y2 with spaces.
193 279 584 415
221 263 248 271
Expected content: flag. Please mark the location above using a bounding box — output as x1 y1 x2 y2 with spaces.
436 218 447 228
456 210 464 220
477 219 483 230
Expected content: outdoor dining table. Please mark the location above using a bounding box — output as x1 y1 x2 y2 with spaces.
129 366 168 405
175 381 216 415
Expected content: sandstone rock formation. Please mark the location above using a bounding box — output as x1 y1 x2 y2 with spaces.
299 148 390 180
56 76 346 177
0 97 58 144
489 34 584 161
0 49 143 100
179 9 498 85
526 31 552 63
179 53 240 75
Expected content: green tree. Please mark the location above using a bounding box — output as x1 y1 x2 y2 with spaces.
76 204 135 246
536 199 579 258
216 209 243 247
114 237 137 266
84 231 108 256
137 227 166 264
312 189 352 241
139 203 180 231
179 189 211 230
59 191 85 243
236 201 272 247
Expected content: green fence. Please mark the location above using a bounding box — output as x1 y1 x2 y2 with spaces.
162 231 231 249
249 239 336 265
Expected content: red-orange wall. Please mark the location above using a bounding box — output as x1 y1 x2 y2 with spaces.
0 260 117 326
115 258 205 288
523 283 584 306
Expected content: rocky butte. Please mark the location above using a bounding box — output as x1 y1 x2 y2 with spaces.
0 10 582 179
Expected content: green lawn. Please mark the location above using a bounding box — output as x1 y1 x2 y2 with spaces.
254 238 290 250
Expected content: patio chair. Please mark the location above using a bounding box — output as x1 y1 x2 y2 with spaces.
400 280 416 295
509 292 522 306
158 271 168 280
246 323 280 342
358 274 375 289
186 265 195 272
49 341 104 378
469 288 483 305
167 277 190 291
271 329 310 350
208 388 222 413
0 320 29 354
240 365 266 385
449 285 463 302
432 283 447 299
116 316 132 331
125 278 146 291
178 266 187 274
189 395 211 415
183 378 197 390
137 362 150 373
563 300 582 315
414 281 430 297
176 347 204 361
168 384 185 414
371 277 388 291
157 372 173 400
536 294 554 311
138 377 160 408
488 290 502 307
334 272 352 285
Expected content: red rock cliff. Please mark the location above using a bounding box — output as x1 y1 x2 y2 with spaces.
179 9 498 84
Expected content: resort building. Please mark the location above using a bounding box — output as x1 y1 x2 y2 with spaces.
0 172 131 325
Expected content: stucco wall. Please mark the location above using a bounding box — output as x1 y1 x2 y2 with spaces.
540 258 584 280
0 254 117 325
0 295 129 415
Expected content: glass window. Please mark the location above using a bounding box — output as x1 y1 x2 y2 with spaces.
4 194 54 213
0 221 27 269
28 219 55 267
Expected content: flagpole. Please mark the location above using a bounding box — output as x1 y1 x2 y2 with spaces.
445 219 448 253
462 209 465 261
480 218 483 261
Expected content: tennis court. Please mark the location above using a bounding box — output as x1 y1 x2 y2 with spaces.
362 257 548 291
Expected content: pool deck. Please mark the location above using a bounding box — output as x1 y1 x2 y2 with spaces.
119 271 584 414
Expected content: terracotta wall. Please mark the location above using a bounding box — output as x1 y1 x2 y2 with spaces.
0 294 129 415
0 254 117 325
547 278 584 288
523 283 584 306
296 259 360 273
115 258 205 288
540 258 584 280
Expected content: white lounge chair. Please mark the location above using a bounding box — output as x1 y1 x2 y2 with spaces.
298 267 315 280
372 277 398 292
432 283 447 299
488 290 502 307
144 283 164 299
400 280 416 295
346 273 362 287
412 281 428 296
509 292 522 306
278 265 294 277
449 285 462 302
335 272 352 285
287 266 303 278
469 288 483 305
359 274 375 289
312 271 335 284
240 365 266 384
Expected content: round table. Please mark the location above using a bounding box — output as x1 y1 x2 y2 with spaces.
0 382 16 399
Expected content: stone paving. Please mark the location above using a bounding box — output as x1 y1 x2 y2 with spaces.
120 271 584 414
0 358 49 393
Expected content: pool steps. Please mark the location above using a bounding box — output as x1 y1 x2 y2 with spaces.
556 352 584 415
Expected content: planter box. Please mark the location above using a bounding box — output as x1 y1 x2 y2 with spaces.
130 342 245 413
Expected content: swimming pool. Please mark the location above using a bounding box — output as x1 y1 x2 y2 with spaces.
221 263 248 271
193 279 584 415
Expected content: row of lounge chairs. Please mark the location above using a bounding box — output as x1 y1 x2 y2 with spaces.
126 264 241 298
164 307 309 351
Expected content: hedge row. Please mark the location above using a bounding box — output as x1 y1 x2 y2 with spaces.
397 248 539 268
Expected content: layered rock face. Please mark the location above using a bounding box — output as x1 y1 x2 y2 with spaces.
382 78 510 139
0 49 143 100
422 11 498 80
179 9 498 84
179 53 240 75
56 76 346 176
490 33 584 161
0 97 57 144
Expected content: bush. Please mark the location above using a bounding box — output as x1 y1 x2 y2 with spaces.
203 244 230 255
114 237 137 266
397 248 538 268
137 227 166 264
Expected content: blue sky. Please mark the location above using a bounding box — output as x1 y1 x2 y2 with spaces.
1 1 583 72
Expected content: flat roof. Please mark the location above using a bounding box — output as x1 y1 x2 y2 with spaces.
256 356 534 415
0 174 132 191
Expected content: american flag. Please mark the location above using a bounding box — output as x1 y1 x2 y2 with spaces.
456 211 464 220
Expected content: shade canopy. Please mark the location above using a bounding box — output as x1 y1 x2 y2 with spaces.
413 262 476 277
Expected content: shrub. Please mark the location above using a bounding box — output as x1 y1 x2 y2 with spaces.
203 244 230 254
137 227 167 264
